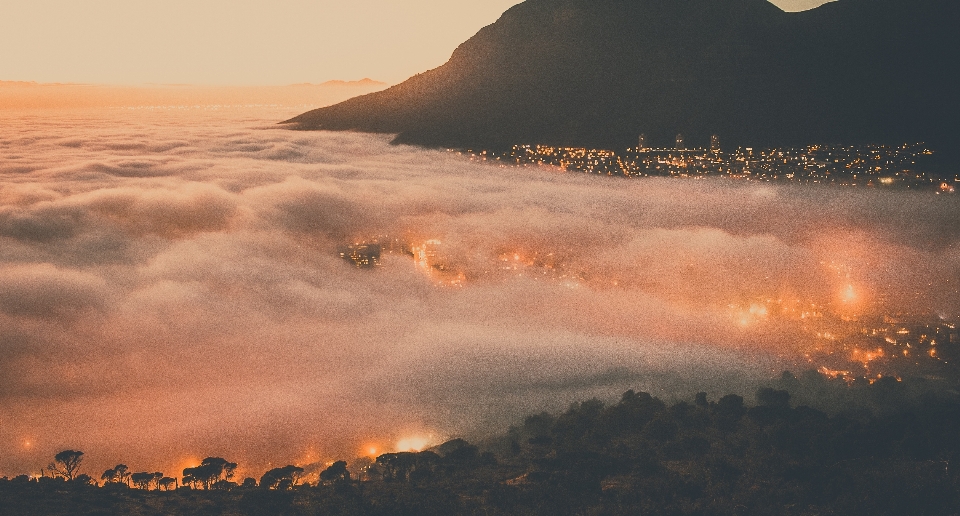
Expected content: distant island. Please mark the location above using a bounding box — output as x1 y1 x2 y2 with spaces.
284 0 959 160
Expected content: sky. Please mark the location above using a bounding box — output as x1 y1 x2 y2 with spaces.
1 105 957 479
1 0 832 86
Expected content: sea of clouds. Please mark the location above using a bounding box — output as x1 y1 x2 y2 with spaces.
1 106 958 478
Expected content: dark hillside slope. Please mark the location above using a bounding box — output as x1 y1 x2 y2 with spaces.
286 0 960 154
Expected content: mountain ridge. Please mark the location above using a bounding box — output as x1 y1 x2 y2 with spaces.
284 0 959 155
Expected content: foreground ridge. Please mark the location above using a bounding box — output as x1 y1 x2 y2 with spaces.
5 375 960 515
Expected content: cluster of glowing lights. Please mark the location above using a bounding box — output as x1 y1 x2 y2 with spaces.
852 348 886 367
401 239 463 286
477 142 944 186
732 302 770 328
818 366 901 386
818 366 852 380
343 235 959 384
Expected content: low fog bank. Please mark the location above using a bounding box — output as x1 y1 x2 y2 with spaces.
1 108 958 478
0 80 387 111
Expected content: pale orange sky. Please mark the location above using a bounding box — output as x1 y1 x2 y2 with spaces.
1 0 831 86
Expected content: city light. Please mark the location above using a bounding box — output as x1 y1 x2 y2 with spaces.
841 284 857 304
470 142 947 190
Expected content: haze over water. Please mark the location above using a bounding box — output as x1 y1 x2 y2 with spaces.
1 101 958 480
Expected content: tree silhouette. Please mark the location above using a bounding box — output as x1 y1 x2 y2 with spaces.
48 450 83 481
158 477 177 491
212 479 238 490
130 472 163 490
130 472 151 490
376 452 440 483
319 461 350 484
101 464 130 486
182 457 237 490
437 439 486 472
259 465 304 490
73 474 96 486
756 387 791 408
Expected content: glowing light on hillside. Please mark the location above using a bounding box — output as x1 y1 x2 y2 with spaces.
409 239 465 287
818 366 851 378
298 447 320 465
841 284 857 303
412 240 442 272
396 437 431 452
733 303 769 327
853 348 885 366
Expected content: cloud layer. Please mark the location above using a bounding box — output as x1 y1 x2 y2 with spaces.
1 105 957 479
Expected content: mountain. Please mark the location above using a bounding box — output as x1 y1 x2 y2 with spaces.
284 0 960 154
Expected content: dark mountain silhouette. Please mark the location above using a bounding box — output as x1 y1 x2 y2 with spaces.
284 0 959 155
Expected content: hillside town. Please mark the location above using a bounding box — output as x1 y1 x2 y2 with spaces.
467 138 957 191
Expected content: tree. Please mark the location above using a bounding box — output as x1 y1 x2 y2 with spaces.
48 450 83 481
101 464 130 486
212 479 237 490
158 477 178 491
260 465 304 490
131 472 163 490
376 453 415 482
130 472 153 490
695 392 709 408
756 387 791 409
716 394 745 433
73 474 96 486
376 452 439 483
319 461 350 484
182 457 237 490
437 439 483 471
